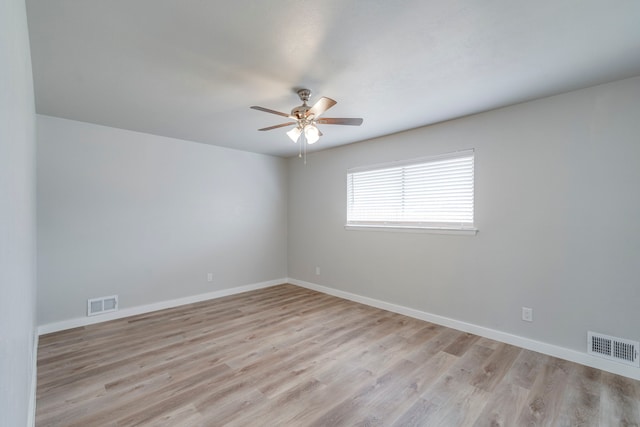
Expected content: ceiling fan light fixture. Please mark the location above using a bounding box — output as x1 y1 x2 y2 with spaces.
250 88 362 151
304 124 320 144
286 126 302 143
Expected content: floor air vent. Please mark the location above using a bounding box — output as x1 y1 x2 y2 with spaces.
588 331 639 367
88 295 118 316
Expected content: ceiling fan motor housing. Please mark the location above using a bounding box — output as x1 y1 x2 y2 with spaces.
292 89 312 119
291 105 311 120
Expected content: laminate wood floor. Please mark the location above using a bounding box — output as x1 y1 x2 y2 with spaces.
37 284 640 426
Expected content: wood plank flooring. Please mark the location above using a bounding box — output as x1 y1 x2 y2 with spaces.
36 284 640 426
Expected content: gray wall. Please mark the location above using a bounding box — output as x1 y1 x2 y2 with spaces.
288 76 640 353
0 0 38 425
37 116 288 324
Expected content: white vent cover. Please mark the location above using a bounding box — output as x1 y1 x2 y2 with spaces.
588 331 639 367
87 295 118 316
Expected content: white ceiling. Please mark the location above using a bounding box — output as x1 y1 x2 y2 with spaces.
26 0 640 157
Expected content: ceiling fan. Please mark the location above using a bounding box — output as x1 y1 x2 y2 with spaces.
250 89 363 146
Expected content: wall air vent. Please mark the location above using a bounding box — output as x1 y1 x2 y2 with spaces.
588 331 639 367
87 295 118 316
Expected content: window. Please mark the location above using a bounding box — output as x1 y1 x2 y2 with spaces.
346 149 475 233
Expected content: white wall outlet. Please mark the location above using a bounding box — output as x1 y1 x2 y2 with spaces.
207 273 213 282
315 266 321 275
522 307 533 322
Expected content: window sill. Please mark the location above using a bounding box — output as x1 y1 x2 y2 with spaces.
344 225 478 235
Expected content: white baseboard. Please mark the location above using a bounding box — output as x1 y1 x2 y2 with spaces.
37 279 285 335
27 331 38 427
288 278 640 381
36 277 639 380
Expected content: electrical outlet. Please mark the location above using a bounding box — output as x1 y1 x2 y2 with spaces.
315 266 321 275
522 307 533 322
207 273 213 282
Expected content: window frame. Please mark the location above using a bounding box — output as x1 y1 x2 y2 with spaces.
345 149 477 235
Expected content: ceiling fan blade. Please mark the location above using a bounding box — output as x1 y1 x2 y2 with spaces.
258 122 297 131
306 97 337 118
316 117 363 126
250 106 292 118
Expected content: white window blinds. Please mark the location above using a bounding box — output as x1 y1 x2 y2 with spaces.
346 150 474 230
